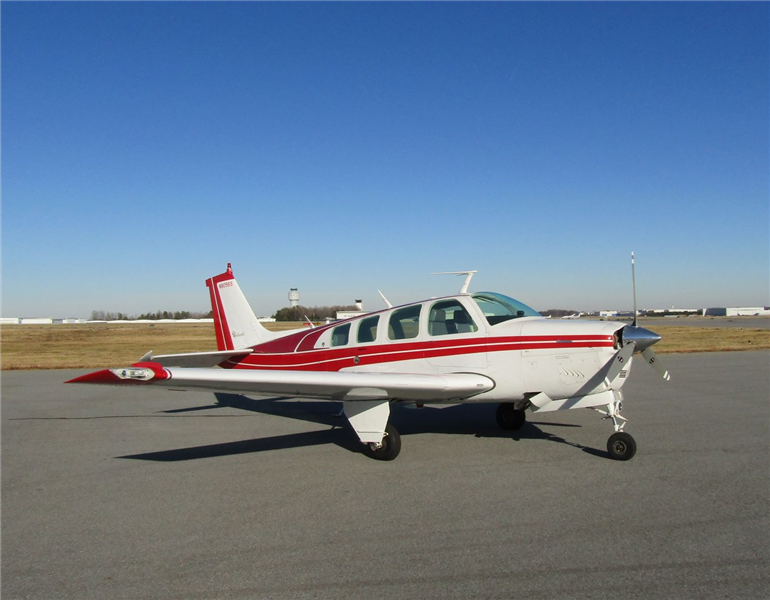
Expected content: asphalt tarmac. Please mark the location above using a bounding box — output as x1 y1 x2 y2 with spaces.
2 351 768 599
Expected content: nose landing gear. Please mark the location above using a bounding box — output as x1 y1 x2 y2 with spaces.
594 393 636 461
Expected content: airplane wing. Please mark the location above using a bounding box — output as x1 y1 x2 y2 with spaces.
66 362 495 402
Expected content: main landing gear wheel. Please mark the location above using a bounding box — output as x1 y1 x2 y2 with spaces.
362 423 401 461
496 403 526 431
607 431 637 461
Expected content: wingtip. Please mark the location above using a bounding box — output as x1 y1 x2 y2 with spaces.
65 369 121 385
65 362 169 385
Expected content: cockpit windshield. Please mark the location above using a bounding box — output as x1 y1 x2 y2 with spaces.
471 292 541 325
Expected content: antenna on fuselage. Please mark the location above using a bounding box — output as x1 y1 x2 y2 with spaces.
431 270 478 294
377 290 392 308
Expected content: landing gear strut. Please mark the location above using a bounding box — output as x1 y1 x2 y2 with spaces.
496 403 526 431
594 393 637 461
362 423 401 461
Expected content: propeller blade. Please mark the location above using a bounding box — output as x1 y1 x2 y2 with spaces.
641 347 671 381
604 342 636 386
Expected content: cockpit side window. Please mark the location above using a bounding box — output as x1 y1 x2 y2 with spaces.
331 323 351 347
428 300 478 336
388 305 421 340
472 292 541 325
357 315 379 344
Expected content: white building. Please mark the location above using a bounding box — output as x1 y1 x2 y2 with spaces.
336 299 367 320
726 307 770 316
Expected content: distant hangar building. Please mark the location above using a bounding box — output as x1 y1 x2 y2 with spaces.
704 307 770 316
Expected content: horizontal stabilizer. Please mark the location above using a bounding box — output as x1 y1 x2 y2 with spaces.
149 350 253 368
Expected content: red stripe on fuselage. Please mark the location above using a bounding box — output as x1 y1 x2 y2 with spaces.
225 335 614 371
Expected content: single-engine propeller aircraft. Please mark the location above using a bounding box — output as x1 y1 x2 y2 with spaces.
68 256 670 461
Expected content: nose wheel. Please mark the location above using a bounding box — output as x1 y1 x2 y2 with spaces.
607 431 637 461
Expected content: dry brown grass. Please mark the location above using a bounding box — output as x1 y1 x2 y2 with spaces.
0 322 305 370
1 322 767 370
649 325 769 354
1 324 215 370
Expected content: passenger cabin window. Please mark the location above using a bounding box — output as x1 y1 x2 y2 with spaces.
429 300 479 336
472 292 541 325
331 323 351 347
388 305 421 340
357 315 379 344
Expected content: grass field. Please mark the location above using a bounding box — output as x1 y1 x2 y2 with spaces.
1 321 768 370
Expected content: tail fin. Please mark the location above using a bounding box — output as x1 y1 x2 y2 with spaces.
205 264 275 350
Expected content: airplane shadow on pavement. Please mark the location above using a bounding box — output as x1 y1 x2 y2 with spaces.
119 392 606 462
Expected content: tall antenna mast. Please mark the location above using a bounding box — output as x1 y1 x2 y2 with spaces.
377 289 392 308
631 252 638 326
431 270 478 294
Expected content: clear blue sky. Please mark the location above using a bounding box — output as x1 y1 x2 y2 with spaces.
2 2 768 317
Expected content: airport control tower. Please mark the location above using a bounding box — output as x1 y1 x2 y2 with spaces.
289 288 300 308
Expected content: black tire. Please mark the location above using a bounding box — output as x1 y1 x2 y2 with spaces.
607 431 637 461
362 423 401 461
496 403 526 431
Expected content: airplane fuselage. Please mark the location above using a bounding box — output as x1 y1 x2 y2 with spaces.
220 293 629 405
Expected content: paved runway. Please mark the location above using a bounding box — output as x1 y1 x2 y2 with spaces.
2 351 768 599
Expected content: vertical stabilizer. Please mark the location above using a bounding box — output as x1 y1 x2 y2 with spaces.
205 264 274 350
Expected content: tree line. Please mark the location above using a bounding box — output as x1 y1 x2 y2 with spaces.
91 305 360 322
90 310 213 321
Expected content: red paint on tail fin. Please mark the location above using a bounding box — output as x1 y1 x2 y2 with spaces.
206 267 236 351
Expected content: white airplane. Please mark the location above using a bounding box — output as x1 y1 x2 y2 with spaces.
68 258 670 461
